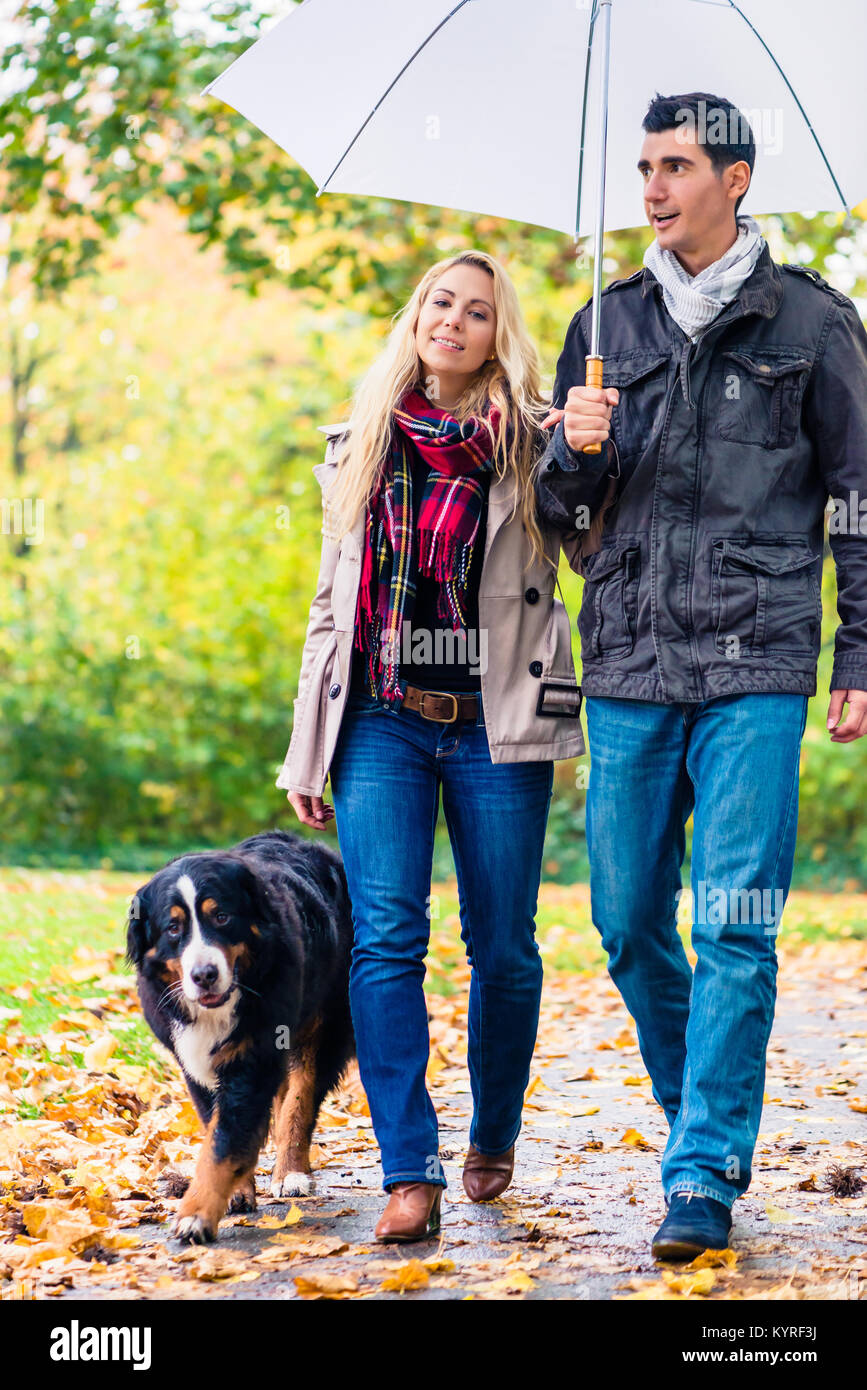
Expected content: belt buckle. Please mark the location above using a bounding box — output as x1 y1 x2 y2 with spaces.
419 690 459 724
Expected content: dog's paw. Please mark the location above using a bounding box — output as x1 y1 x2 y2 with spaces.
228 1184 257 1215
270 1171 314 1198
172 1214 217 1245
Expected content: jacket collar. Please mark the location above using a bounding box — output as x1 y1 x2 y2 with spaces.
640 241 783 322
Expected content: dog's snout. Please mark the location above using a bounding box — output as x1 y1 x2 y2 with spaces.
191 962 219 989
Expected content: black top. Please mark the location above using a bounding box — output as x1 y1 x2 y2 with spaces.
352 449 489 693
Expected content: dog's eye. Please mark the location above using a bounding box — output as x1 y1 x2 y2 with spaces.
213 911 229 926
166 921 182 940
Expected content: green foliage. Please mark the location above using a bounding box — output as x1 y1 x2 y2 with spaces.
1 4 866 880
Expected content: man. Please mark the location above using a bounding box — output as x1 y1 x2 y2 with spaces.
535 91 867 1261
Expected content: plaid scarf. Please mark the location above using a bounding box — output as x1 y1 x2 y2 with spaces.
643 213 766 341
354 388 505 704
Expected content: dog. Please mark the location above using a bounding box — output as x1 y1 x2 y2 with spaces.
126 829 356 1244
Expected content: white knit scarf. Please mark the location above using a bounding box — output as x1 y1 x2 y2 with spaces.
643 213 766 341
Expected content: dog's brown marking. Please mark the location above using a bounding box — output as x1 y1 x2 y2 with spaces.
161 957 183 986
145 947 182 986
170 905 186 923
201 897 218 915
225 941 251 973
212 1034 252 1068
175 1112 255 1239
249 924 260 937
271 1026 320 1186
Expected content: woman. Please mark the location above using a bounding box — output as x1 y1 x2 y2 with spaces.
277 251 586 1242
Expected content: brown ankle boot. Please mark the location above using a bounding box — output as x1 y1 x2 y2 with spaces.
462 1143 515 1201
374 1182 442 1242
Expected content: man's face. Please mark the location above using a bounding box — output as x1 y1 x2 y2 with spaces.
638 126 749 259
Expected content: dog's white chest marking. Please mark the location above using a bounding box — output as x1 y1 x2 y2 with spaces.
172 997 238 1092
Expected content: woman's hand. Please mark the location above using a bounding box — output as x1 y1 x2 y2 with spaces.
541 407 565 430
287 791 335 828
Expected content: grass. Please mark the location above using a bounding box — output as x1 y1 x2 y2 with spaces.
0 868 166 1074
1 866 865 1037
0 864 864 1124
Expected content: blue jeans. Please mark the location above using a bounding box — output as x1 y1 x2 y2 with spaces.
584 692 809 1209
329 685 554 1191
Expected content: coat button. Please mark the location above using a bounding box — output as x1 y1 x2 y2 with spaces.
524 587 539 604
529 661 543 678
328 683 341 699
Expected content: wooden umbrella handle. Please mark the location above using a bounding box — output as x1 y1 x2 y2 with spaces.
583 355 604 455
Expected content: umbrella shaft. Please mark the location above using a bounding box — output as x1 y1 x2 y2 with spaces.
590 0 612 358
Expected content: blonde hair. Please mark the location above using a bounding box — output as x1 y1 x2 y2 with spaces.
327 251 554 573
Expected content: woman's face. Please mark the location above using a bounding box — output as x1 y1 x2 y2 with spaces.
415 263 497 409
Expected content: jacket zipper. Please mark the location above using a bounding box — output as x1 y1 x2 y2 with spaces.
681 338 697 409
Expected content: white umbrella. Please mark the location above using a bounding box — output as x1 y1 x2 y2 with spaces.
202 0 867 440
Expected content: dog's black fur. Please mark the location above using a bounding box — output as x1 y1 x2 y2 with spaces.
126 829 355 1243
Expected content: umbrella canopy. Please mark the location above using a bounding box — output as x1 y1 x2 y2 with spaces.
203 0 867 239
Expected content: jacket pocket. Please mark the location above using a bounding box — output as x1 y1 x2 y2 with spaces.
711 539 821 657
291 629 339 744
330 539 361 632
603 350 669 462
715 347 812 449
578 542 641 661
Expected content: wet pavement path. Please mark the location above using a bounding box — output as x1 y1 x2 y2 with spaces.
50 940 867 1301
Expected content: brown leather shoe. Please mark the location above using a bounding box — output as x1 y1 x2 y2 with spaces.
374 1182 442 1242
462 1143 515 1201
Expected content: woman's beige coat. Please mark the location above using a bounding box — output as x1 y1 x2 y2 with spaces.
276 424 587 798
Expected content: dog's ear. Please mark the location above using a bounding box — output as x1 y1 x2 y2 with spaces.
126 882 154 967
241 868 298 971
245 874 280 949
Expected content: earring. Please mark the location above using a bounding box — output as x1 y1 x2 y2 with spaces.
488 353 497 361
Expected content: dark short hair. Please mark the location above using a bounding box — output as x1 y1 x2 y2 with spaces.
642 92 755 215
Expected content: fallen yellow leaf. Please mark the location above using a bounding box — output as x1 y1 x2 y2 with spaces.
380 1259 430 1292
620 1128 654 1150
662 1267 716 1296
294 1272 358 1298
689 1247 738 1270
258 1204 303 1229
765 1204 799 1223
82 1035 116 1071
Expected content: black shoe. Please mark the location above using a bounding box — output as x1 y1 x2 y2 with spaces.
652 1191 732 1262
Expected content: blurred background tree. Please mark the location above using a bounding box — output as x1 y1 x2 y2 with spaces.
1 0 865 882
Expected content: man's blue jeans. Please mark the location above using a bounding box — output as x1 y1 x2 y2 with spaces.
584 692 809 1209
329 686 554 1191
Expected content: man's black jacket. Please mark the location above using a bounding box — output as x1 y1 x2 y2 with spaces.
534 243 867 701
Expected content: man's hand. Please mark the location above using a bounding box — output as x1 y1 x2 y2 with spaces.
562 385 620 453
287 790 335 827
826 688 867 742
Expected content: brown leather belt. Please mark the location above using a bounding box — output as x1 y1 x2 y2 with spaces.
401 683 480 724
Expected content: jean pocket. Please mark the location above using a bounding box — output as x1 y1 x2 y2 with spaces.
345 689 389 717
